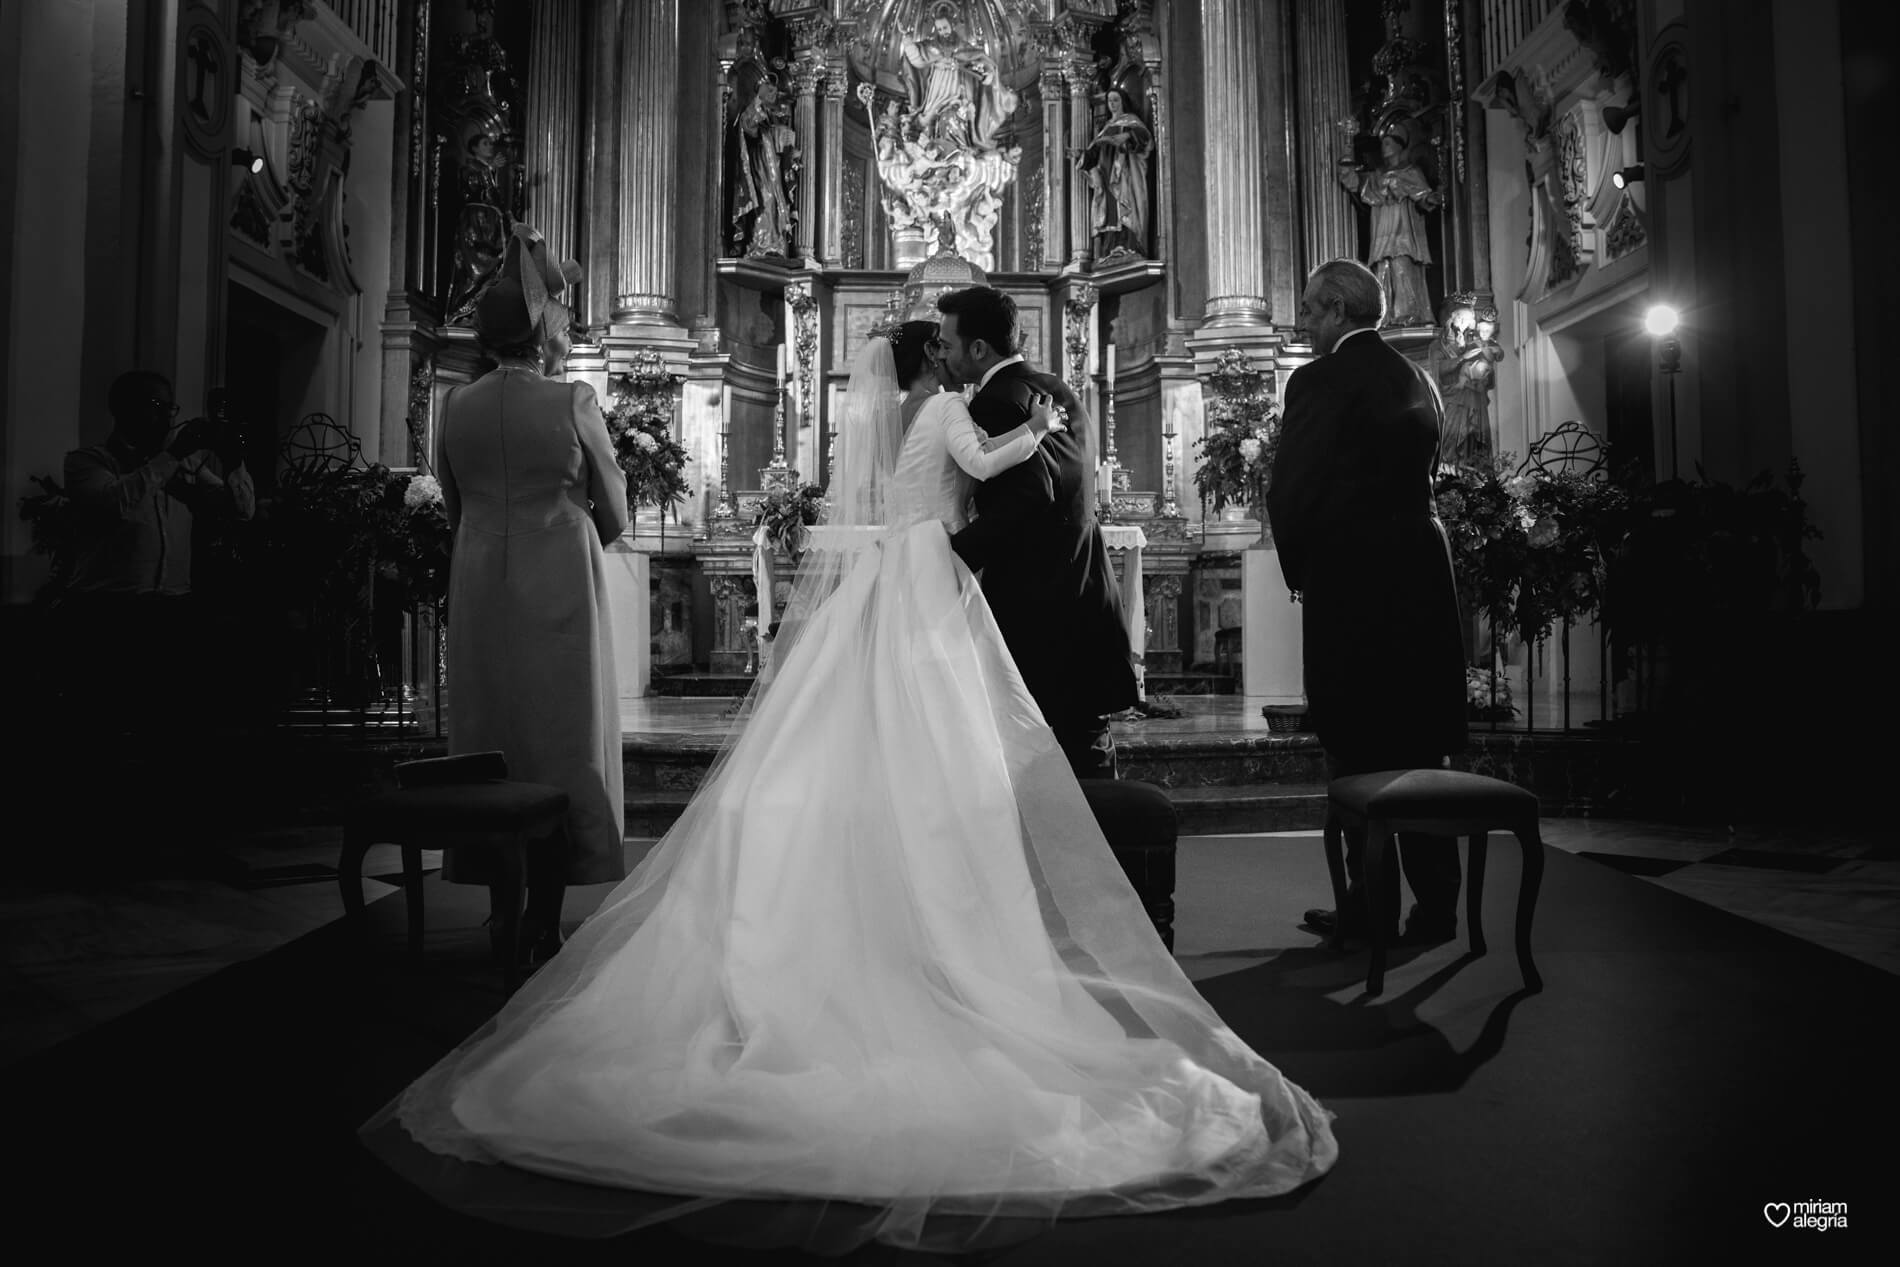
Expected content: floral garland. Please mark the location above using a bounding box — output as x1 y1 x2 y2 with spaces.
754 483 826 563
1192 348 1280 518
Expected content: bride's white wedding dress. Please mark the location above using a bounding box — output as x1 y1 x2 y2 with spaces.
367 382 1337 1253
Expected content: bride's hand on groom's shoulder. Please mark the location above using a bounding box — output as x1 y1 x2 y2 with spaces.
1027 390 1066 436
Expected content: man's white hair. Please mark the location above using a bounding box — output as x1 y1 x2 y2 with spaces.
1307 258 1386 329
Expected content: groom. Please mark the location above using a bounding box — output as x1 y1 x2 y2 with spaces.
938 286 1139 778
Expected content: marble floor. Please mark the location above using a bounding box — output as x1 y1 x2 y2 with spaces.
5 799 1893 1072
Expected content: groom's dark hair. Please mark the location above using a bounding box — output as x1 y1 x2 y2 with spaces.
937 286 1019 358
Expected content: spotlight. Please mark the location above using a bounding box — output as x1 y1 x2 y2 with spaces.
1611 164 1645 190
1603 101 1639 135
232 147 264 175
1644 305 1683 478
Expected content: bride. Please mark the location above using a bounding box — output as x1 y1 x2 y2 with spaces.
364 318 1338 1253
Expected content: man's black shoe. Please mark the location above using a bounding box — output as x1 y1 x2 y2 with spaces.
1398 918 1458 946
1303 907 1385 939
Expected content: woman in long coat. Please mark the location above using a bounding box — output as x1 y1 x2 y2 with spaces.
438 225 629 968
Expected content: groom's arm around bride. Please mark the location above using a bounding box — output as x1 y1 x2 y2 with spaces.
936 286 1138 779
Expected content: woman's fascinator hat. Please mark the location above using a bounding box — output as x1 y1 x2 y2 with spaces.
475 222 585 348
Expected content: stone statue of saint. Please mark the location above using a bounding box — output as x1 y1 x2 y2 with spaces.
900 13 1017 156
734 79 798 258
1078 89 1153 261
1338 119 1442 326
1430 301 1504 468
445 123 512 322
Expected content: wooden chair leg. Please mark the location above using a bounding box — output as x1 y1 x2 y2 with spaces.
491 842 528 992
1363 821 1392 996
1515 821 1545 992
401 844 427 956
1466 831 1489 958
339 827 372 926
1322 810 1351 951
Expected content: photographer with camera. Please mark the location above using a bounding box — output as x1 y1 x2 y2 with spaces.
56 370 256 852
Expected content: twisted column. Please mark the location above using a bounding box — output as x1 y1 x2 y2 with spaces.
524 0 583 267
1200 0 1270 325
614 0 681 324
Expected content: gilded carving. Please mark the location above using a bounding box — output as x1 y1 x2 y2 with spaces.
1063 283 1097 393
843 165 866 270
437 5 523 323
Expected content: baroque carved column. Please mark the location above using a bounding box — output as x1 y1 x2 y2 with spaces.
1067 58 1094 269
1039 64 1068 271
1295 0 1354 278
821 60 848 267
614 0 681 325
790 51 824 262
582 0 620 331
525 0 584 268
1199 0 1271 326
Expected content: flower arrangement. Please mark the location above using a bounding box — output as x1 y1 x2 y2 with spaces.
16 474 75 601
1434 456 1630 648
1193 348 1281 522
755 483 826 563
1465 664 1516 721
271 462 452 612
605 361 691 517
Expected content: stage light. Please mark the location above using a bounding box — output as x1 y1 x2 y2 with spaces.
1645 306 1683 478
232 147 264 175
1603 101 1639 135
1611 164 1645 190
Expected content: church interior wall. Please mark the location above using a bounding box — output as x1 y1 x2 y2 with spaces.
3 0 114 603
1766 0 1862 612
1838 0 1897 613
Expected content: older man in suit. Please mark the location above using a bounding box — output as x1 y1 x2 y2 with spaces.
938 285 1139 779
1267 259 1469 944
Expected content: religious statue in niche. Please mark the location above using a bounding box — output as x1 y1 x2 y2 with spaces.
1337 118 1442 327
1429 295 1504 468
733 71 800 259
857 0 1023 271
445 119 515 321
899 8 1018 157
1078 89 1153 261
437 5 522 324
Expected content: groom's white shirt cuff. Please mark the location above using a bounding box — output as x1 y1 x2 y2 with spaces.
977 355 1025 392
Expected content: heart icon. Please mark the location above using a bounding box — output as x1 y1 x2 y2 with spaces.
1763 1203 1791 1227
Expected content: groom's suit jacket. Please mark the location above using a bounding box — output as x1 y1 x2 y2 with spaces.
948 361 1139 724
1265 329 1467 765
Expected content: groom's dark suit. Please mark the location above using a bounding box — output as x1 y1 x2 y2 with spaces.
1267 327 1468 935
949 360 1139 777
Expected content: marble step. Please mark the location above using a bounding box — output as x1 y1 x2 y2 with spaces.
626 783 1329 839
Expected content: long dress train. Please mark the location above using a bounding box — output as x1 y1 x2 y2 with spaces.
363 392 1338 1254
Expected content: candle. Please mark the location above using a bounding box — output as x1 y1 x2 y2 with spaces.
778 340 789 389
1104 340 1116 389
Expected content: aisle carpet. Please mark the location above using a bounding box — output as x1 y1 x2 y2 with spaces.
7 834 1890 1265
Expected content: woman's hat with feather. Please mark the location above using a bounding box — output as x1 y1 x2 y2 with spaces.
475 223 585 347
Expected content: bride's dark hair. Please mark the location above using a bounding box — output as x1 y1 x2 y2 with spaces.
890 320 939 390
